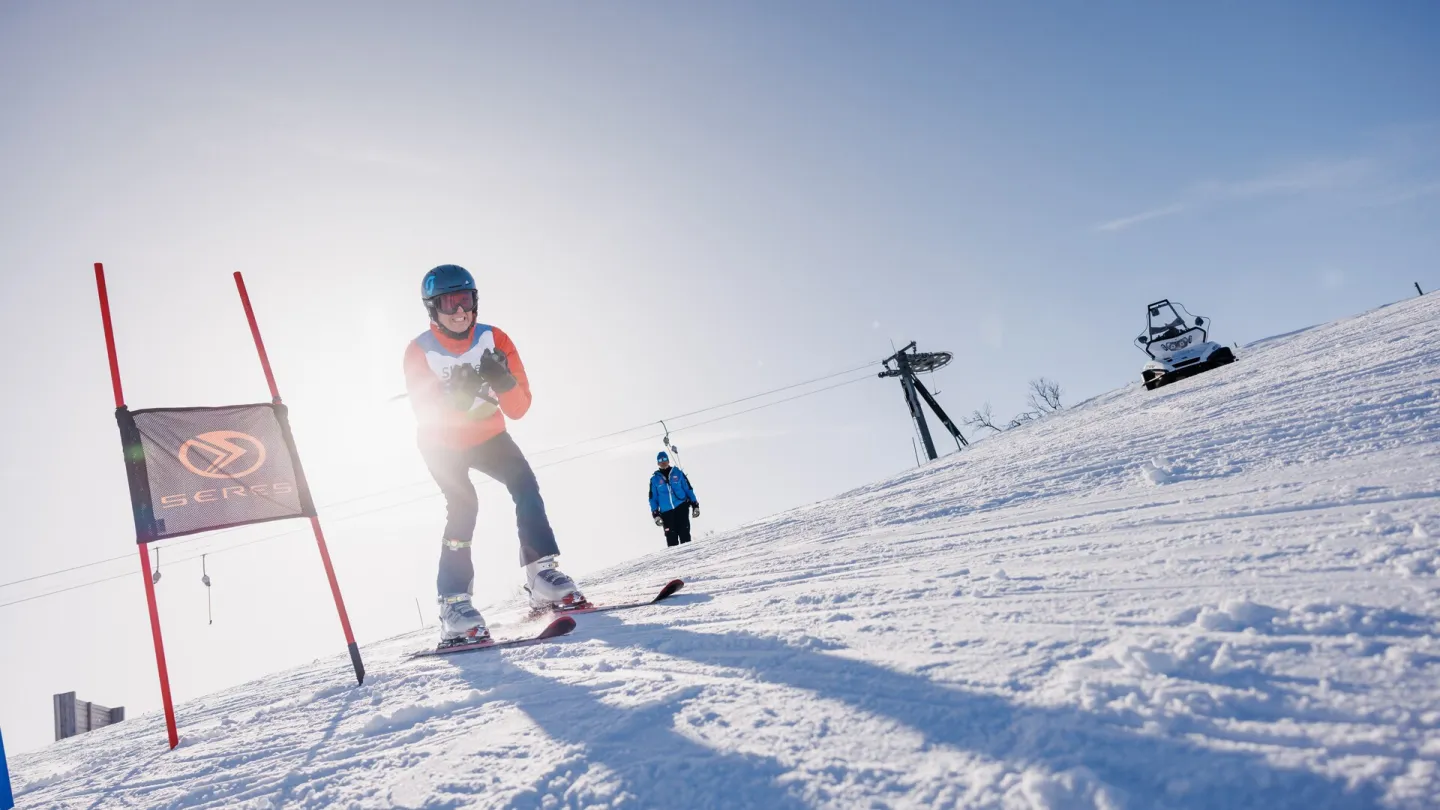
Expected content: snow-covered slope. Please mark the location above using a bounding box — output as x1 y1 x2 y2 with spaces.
13 295 1440 809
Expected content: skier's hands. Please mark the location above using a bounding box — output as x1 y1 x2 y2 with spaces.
446 363 485 410
653 511 663 527
478 349 518 394
691 505 700 519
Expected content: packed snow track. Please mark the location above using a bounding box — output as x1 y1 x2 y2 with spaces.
12 294 1440 808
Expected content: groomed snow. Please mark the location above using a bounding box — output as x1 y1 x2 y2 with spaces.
12 294 1440 809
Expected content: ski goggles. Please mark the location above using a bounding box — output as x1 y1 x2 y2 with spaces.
431 290 477 315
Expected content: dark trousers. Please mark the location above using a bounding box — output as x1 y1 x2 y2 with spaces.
421 431 560 595
660 505 692 547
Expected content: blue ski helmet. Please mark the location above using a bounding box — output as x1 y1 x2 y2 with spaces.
421 264 477 320
657 451 669 463
421 264 476 300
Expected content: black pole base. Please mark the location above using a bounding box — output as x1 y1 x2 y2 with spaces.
348 641 365 685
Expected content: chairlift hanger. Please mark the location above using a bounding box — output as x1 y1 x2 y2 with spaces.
202 554 212 625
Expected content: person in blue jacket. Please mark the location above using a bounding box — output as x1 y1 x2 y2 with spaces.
649 451 699 546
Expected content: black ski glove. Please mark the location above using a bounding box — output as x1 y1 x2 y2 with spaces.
691 504 700 519
478 349 518 394
652 510 663 527
446 363 485 410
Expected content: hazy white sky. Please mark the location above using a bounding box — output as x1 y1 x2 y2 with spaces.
1 2 1436 752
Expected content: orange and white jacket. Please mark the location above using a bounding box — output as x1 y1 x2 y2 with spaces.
403 322 532 449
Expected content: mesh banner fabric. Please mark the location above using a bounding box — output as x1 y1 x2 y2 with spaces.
115 403 316 542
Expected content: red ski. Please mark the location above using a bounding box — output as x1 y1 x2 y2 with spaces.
553 578 685 616
410 615 576 659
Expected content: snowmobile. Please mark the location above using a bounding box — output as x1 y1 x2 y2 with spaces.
1134 299 1237 390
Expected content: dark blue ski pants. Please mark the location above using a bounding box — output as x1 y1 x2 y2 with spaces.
421 431 560 596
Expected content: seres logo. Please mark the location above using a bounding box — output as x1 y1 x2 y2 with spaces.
177 431 267 479
161 431 292 510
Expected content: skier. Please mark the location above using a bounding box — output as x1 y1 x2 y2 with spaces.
403 264 585 646
649 451 700 547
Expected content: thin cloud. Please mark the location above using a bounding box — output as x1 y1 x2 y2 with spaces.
1363 180 1440 208
1097 156 1384 233
1195 158 1375 199
1095 203 1186 232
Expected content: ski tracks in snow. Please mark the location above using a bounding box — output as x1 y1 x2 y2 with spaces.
12 295 1440 807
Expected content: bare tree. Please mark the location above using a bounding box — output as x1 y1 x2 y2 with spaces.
1026 377 1064 414
1007 410 1039 429
968 378 1064 433
964 403 1003 434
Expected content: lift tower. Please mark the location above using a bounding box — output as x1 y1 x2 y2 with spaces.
879 342 968 461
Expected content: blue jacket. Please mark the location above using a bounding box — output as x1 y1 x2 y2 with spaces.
649 468 698 514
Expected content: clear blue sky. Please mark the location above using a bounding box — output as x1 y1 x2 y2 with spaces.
0 2 1436 752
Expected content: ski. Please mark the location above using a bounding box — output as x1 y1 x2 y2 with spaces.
410 615 576 659
548 578 686 616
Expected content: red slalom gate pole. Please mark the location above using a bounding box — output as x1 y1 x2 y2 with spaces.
233 271 364 684
95 264 126 412
95 262 180 750
136 545 177 748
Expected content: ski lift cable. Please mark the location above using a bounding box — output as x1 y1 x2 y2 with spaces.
0 518 257 590
0 370 876 609
162 358 882 554
0 367 881 606
667 374 873 435
0 570 134 610
1 361 876 592
527 372 875 470
2 358 882 592
525 358 882 458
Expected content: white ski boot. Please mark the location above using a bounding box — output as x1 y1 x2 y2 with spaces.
438 594 489 646
524 555 587 611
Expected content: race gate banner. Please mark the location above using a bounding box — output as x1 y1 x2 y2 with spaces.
114 403 317 542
